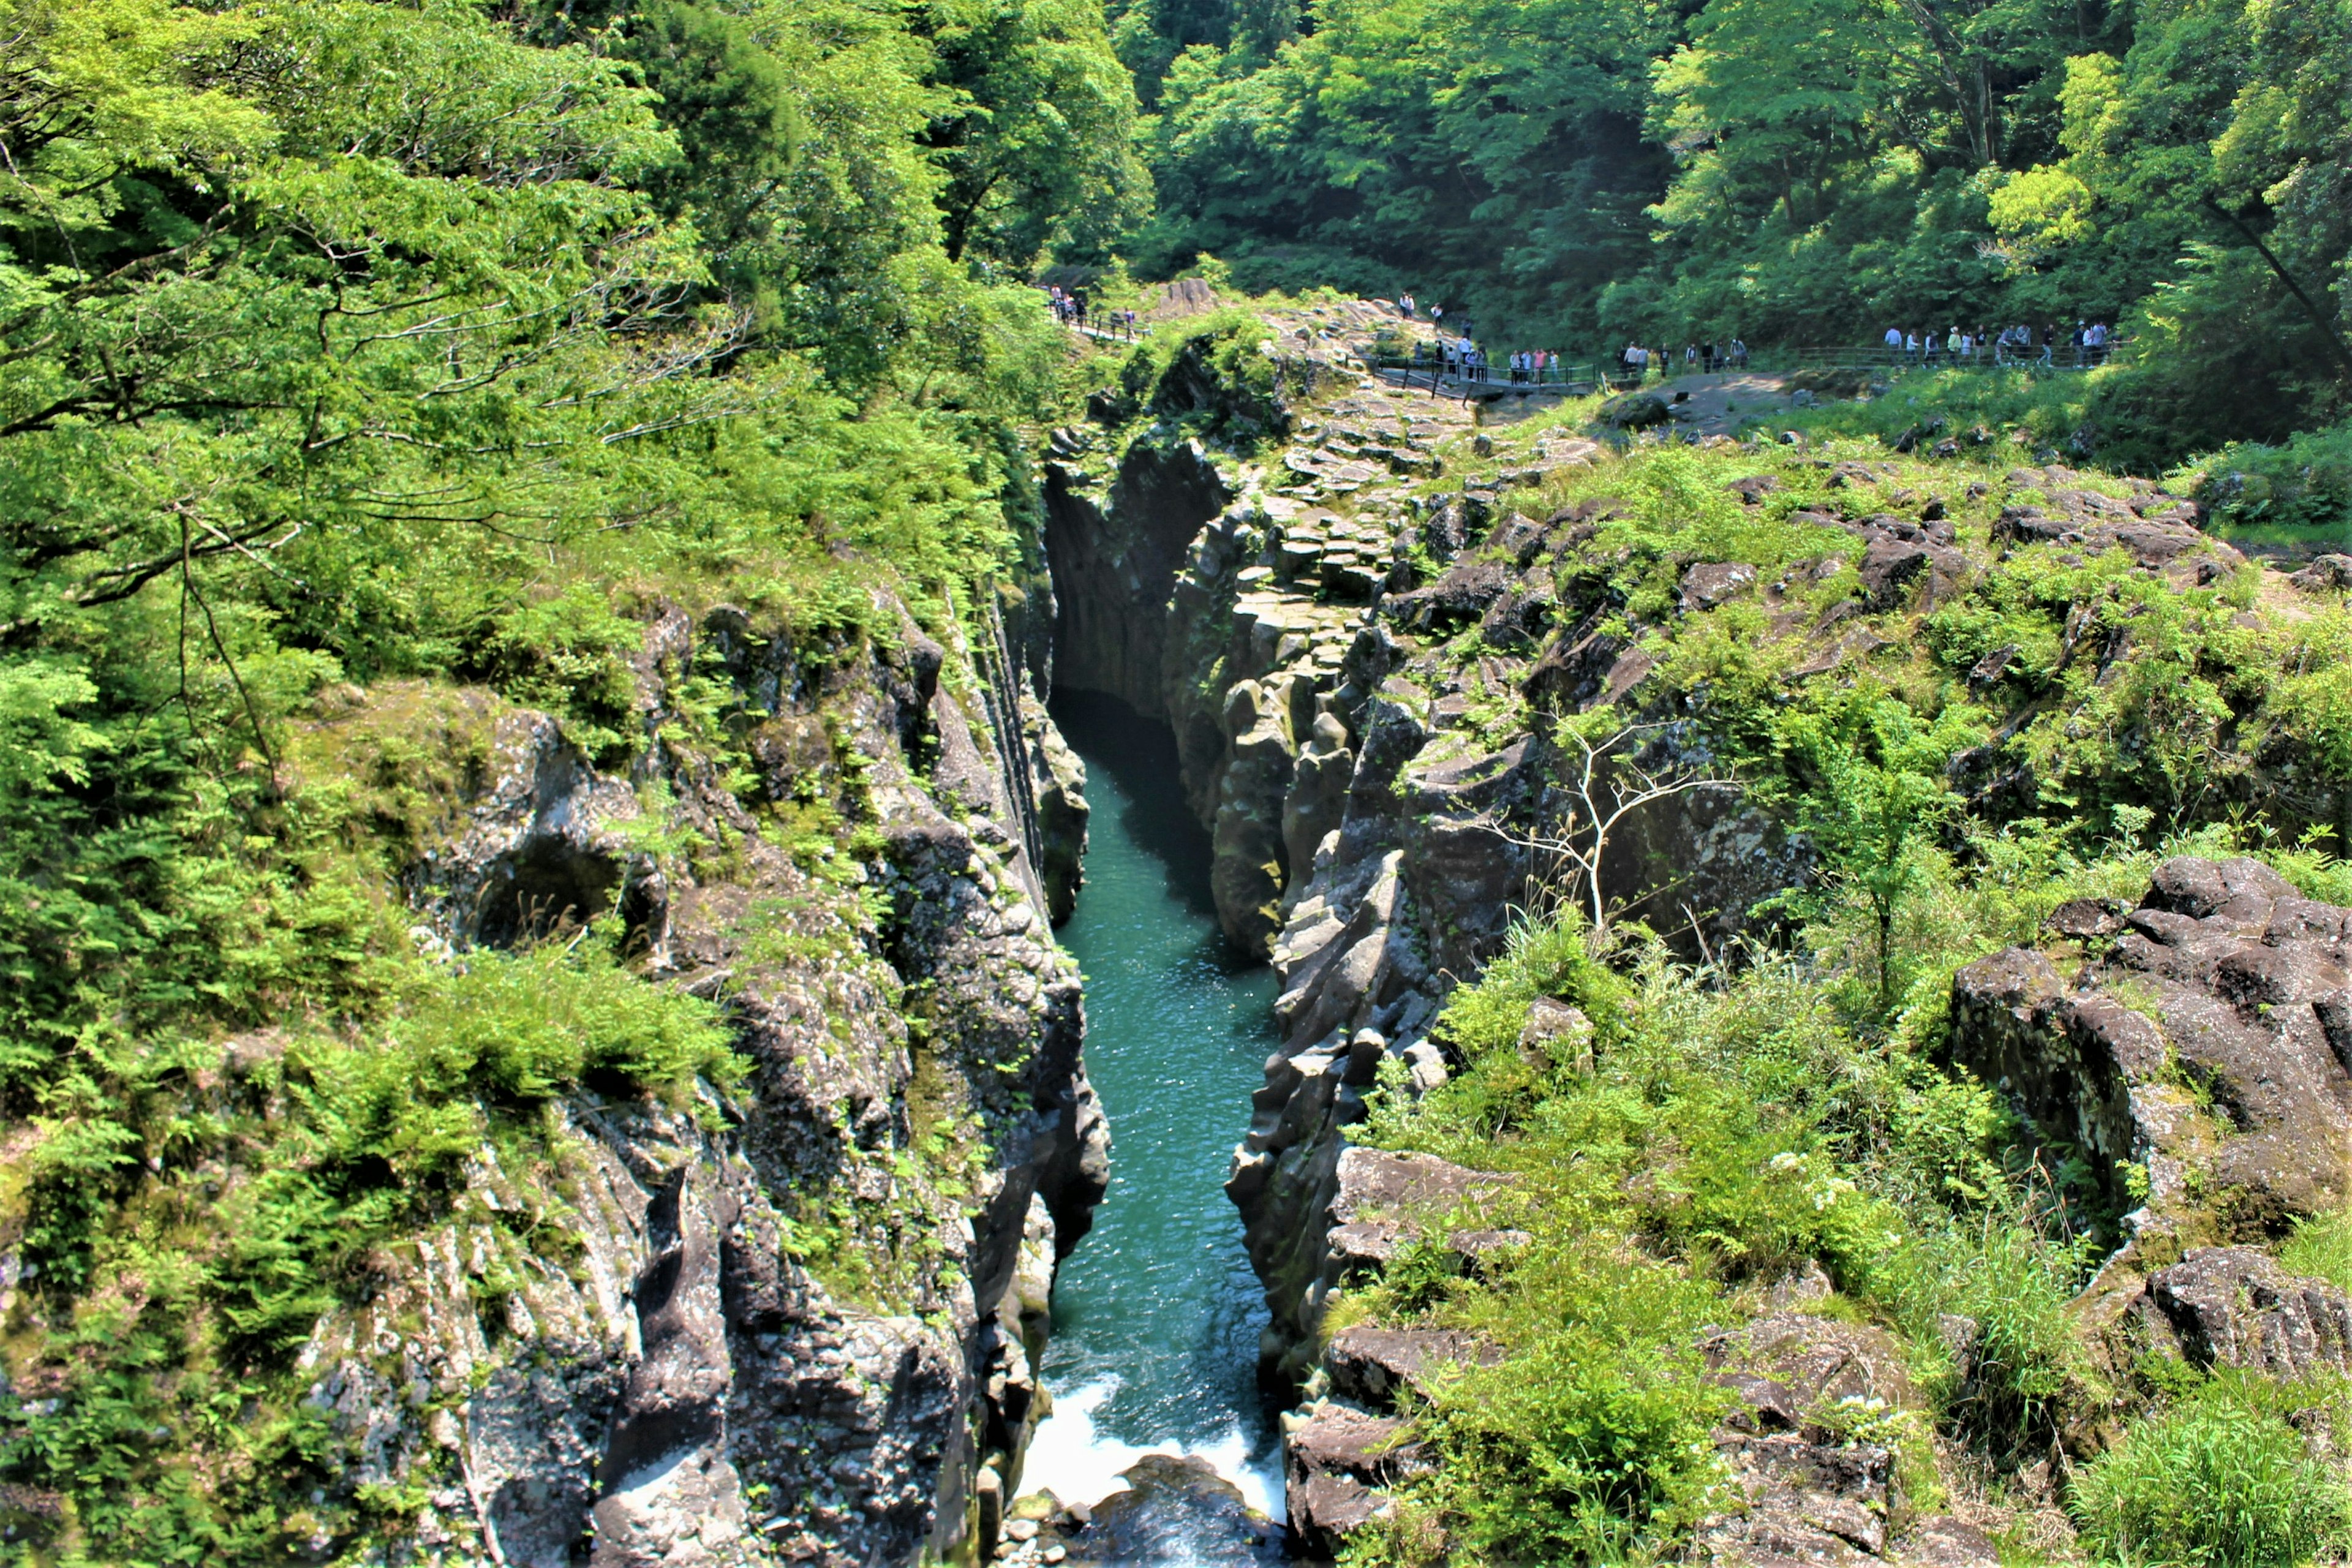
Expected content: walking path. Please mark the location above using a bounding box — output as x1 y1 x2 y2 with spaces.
1052 285 1829 441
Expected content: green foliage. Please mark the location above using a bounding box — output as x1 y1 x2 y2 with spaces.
1872 1209 2093 1453
1370 1297 1730 1565
1121 0 2351 464
0 0 1109 1551
2191 421 2352 535
1111 307 1288 442
1770 684 1979 1018
922 0 1152 266
1351 901 2094 1558
2070 1373 2352 1568
2278 1208 2352 1293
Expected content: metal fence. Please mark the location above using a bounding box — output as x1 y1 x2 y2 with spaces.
1367 347 1607 395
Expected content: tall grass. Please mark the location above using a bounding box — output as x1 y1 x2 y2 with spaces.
2070 1376 2350 1567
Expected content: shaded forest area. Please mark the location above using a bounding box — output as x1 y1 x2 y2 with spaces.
1119 0 2351 470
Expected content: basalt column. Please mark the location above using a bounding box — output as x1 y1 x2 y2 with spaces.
1041 432 1232 717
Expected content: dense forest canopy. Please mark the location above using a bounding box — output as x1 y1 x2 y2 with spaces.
1122 0 2352 460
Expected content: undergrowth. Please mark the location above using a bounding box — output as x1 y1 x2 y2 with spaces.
1345 905 2100 1564
2070 1372 2352 1568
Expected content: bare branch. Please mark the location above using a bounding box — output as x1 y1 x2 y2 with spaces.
1469 721 1740 952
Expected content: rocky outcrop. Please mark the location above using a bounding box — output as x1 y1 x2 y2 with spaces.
1044 432 1233 717
987 1454 1283 1567
291 595 1106 1566
2137 1247 2352 1378
1284 1401 1423 1557
1948 856 2352 1239
1696 1316 1920 1567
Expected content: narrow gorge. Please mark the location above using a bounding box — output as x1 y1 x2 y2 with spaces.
19 5 2352 1565
984 295 2352 1567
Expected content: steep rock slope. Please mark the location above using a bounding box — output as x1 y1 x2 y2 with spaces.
1 590 1098 1566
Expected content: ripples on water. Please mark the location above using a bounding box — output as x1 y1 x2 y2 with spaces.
1022 693 1284 1519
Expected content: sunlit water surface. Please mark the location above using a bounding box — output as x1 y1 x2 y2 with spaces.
1022 693 1284 1521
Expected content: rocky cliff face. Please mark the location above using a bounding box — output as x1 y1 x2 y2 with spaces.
1040 304 2269 1406
1039 306 1820 1381
1948 856 2352 1402
277 592 1102 1566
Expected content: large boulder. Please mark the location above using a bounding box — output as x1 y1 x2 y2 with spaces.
1947 857 2352 1237
1598 393 1671 431
2141 1247 2352 1378
1059 1455 1281 1567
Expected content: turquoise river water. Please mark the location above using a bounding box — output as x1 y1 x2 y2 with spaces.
1020 693 1286 1517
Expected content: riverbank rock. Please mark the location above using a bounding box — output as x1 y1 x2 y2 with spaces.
1283 1402 1426 1559
1056 1457 1283 1567
1599 392 1672 431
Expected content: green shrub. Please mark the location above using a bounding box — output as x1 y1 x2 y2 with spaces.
1414 1332 1728 1564
1874 1210 2092 1455
2188 421 2352 535
2278 1208 2352 1292
2071 1377 2350 1567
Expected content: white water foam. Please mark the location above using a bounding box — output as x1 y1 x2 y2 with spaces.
1019 1377 1284 1519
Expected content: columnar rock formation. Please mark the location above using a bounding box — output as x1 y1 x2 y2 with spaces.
281 595 1101 1566
1028 299 2327 1562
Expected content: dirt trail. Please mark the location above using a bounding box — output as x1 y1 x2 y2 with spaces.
1651 371 1799 439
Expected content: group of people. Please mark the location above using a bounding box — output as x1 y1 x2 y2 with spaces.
1400 289 1770 388
1882 321 2117 368
1412 338 1572 383
1615 339 1749 379
1044 285 1141 338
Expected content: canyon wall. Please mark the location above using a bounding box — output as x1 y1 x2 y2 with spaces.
268 589 1100 1567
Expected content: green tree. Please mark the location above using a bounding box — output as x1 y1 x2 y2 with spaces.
920 0 1150 266
1776 688 1976 1018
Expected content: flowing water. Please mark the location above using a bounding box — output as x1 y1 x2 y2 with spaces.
1020 693 1286 1520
